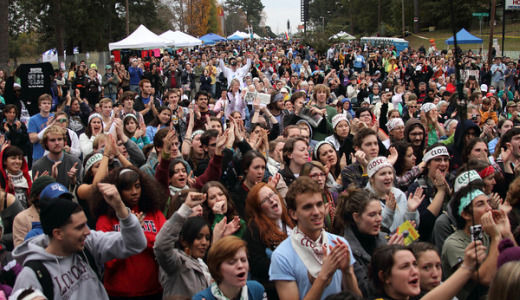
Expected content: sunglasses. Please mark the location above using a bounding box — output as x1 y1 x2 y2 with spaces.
57 119 68 123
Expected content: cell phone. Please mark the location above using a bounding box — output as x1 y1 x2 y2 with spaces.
470 225 483 242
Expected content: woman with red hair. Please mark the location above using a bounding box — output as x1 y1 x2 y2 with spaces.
243 182 294 300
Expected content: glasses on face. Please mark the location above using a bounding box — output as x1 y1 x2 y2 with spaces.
309 172 326 179
260 192 278 205
57 119 68 123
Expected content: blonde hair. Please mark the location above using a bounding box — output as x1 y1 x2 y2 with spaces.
488 261 520 300
41 126 66 150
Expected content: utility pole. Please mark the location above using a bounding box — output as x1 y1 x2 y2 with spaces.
502 0 506 57
125 0 129 35
413 0 419 33
402 0 405 38
378 0 381 35
488 0 496 66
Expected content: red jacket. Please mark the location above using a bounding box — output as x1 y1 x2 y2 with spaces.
0 147 32 197
96 209 166 297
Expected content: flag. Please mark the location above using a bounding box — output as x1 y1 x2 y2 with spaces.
285 32 290 40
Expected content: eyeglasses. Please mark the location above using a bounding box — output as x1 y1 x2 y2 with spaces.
309 172 326 179
56 119 68 123
260 192 278 205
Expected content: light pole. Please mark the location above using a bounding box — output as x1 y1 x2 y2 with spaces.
320 16 325 31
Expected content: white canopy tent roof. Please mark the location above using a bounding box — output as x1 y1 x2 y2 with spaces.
159 30 202 47
330 31 356 40
252 33 262 39
109 25 173 50
227 31 251 39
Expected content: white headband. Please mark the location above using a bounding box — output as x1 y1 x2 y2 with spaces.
19 290 47 300
367 156 393 178
88 113 103 124
84 153 103 174
422 146 449 163
454 170 482 193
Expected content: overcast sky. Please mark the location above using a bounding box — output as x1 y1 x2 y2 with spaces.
262 0 301 34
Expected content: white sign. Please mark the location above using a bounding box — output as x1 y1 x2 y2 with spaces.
506 0 520 10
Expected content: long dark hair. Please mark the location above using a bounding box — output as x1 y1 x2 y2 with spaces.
176 216 210 249
149 106 171 127
201 181 239 225
93 166 166 218
392 140 413 176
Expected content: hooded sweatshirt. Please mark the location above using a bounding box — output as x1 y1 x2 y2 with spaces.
450 120 481 170
404 119 426 162
0 148 32 207
11 212 146 300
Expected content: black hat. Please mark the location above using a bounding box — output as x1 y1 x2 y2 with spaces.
40 197 81 236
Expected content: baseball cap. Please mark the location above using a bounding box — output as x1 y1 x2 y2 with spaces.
40 183 73 201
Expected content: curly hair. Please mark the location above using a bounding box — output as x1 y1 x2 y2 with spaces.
92 166 166 218
245 182 294 247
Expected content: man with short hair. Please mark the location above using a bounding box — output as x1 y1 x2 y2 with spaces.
341 128 379 189
32 125 82 188
28 94 55 162
11 182 147 300
133 79 162 124
441 187 512 300
270 177 361 300
219 53 252 88
187 91 215 131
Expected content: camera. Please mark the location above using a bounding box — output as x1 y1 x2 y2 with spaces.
470 225 483 242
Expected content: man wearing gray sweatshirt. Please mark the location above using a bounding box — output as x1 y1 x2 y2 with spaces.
11 182 146 300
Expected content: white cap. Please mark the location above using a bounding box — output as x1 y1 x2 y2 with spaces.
480 84 488 92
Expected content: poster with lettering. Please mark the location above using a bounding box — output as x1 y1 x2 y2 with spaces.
18 63 54 115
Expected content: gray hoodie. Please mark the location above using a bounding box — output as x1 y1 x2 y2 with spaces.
11 212 146 300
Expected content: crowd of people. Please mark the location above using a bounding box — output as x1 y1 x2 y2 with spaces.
0 38 519 300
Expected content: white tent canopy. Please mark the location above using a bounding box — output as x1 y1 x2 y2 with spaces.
252 33 262 39
227 31 251 39
159 30 202 47
330 31 356 40
109 25 174 50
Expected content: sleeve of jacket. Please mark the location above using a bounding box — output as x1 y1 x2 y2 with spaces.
153 203 192 274
155 155 171 193
87 210 146 266
69 130 81 158
194 154 223 189
124 138 146 167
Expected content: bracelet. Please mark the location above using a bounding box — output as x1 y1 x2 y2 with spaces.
103 154 110 158
185 138 192 142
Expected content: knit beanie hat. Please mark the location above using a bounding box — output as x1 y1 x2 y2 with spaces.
497 238 520 269
29 176 56 198
331 114 349 129
367 156 393 178
40 196 81 236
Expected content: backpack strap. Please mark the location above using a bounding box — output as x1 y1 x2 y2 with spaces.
79 247 102 281
24 260 54 300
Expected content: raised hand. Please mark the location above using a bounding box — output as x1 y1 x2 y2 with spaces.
97 183 128 218
386 192 397 211
461 241 487 271
387 146 398 165
51 161 62 179
185 191 205 209
354 150 368 167
407 187 425 212
187 170 197 188
67 162 79 182
268 173 281 189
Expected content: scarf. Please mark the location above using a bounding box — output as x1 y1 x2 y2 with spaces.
210 282 248 300
290 226 329 278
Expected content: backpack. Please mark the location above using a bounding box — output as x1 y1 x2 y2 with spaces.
24 248 101 300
